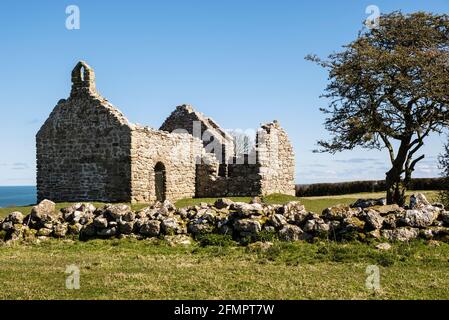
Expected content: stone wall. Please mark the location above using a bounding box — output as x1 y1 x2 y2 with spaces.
37 62 296 204
257 121 296 196
130 126 204 203
227 153 261 196
160 104 235 167
3 194 447 244
36 61 133 203
196 153 261 197
195 121 295 197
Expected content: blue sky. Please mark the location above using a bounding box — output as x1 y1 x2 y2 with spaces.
0 0 448 186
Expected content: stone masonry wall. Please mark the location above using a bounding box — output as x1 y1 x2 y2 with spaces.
36 62 133 202
37 61 296 204
160 104 235 166
196 153 261 197
257 121 296 196
196 121 295 197
227 153 261 196
130 126 204 203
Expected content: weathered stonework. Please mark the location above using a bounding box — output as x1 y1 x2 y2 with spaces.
2 194 448 244
37 62 133 203
130 126 203 203
37 61 296 204
160 104 235 166
257 121 296 196
195 121 296 197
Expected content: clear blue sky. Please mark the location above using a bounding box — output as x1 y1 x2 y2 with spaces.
0 0 448 186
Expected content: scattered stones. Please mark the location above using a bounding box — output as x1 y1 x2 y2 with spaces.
279 202 309 226
53 223 68 238
368 204 402 215
80 224 96 238
362 209 384 230
161 218 182 235
382 214 398 229
342 216 365 232
164 235 192 246
351 198 386 209
247 241 273 251
31 199 56 219
118 220 134 235
250 197 262 204
323 205 361 221
409 193 431 209
37 228 53 237
140 220 161 237
279 225 303 241
69 223 83 235
97 227 117 237
230 202 264 217
375 242 392 251
188 222 214 235
303 218 329 236
104 204 132 220
2 221 14 232
214 198 233 210
268 214 288 229
27 199 58 228
367 229 381 239
401 209 438 228
8 212 24 224
381 227 420 242
93 216 108 229
233 219 261 236
441 211 449 224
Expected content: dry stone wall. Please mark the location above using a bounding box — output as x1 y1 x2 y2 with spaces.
2 194 448 245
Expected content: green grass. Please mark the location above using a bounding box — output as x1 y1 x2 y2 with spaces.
0 238 448 299
300 190 438 214
0 190 445 300
0 191 439 219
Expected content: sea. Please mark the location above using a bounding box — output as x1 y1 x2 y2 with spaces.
0 186 37 208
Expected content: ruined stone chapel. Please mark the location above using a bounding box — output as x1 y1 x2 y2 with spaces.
36 61 295 203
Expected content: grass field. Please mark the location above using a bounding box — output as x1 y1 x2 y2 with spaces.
1 190 445 300
0 239 448 299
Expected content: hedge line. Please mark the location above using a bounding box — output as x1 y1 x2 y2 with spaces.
296 178 445 197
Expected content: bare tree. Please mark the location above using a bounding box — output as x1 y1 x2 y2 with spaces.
229 130 255 156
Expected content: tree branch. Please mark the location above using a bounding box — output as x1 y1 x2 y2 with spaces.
409 154 425 172
379 133 395 164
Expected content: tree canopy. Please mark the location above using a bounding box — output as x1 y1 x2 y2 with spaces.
307 11 449 205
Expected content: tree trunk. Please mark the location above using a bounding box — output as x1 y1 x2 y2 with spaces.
386 170 406 206
385 136 412 206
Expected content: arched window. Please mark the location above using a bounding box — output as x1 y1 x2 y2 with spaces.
80 66 85 81
71 61 96 92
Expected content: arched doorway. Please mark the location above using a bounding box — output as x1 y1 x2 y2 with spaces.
154 162 166 202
